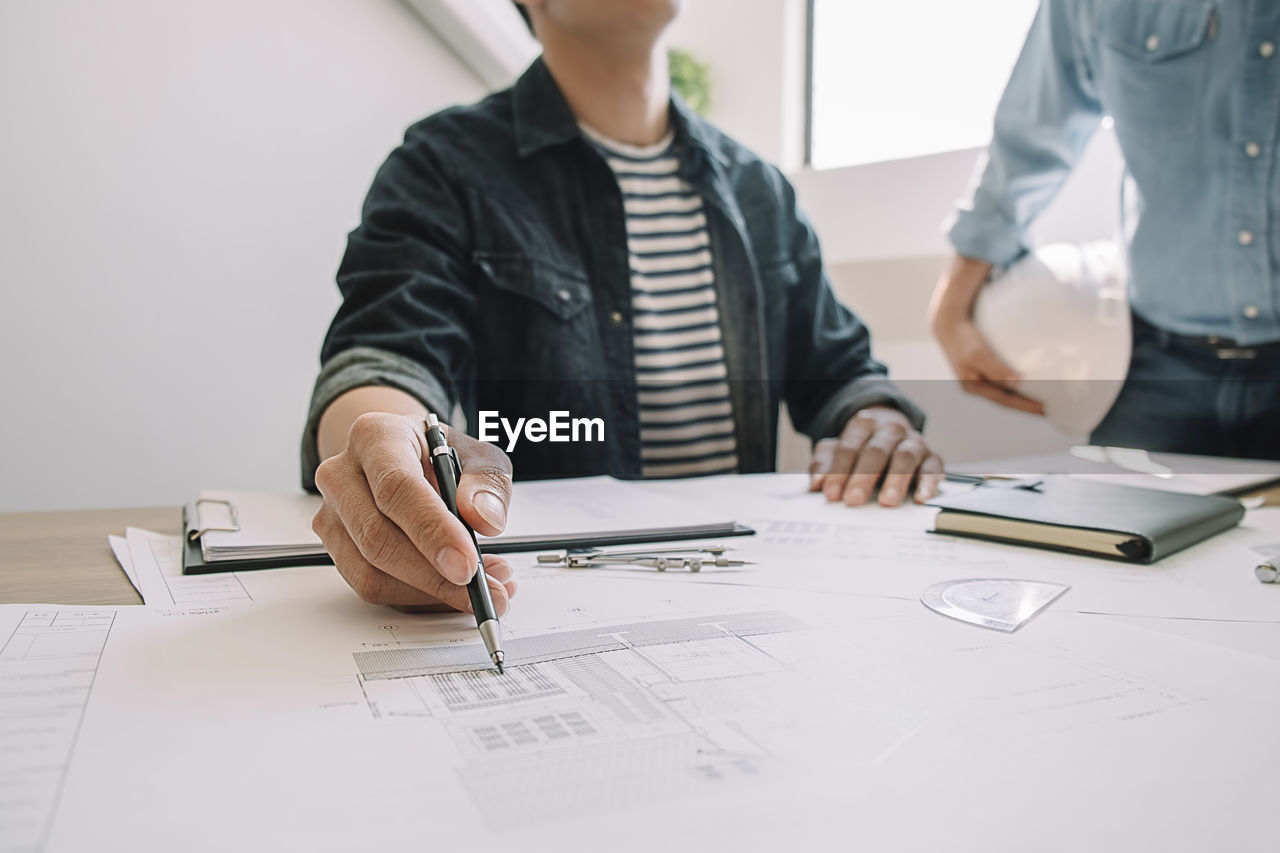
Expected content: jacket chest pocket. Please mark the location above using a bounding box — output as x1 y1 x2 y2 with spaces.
1096 0 1216 140
472 251 601 380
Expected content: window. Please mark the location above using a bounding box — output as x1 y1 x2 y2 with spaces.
808 0 1040 169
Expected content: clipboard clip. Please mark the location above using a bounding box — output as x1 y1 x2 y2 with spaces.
535 545 753 572
187 498 241 541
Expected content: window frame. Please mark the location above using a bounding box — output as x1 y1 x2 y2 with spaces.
794 0 1122 264
803 0 1046 171
803 0 816 167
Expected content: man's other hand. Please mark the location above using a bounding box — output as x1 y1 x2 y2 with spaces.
809 407 944 506
929 254 1046 416
312 413 518 612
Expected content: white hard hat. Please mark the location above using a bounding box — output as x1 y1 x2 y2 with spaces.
972 241 1130 436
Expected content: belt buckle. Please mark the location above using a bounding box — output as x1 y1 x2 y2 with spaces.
1205 336 1257 359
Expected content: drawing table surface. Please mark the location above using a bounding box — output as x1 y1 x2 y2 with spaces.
3 483 1279 606
1 478 1279 852
0 506 174 605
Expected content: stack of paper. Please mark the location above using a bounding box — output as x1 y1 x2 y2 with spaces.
196 491 324 563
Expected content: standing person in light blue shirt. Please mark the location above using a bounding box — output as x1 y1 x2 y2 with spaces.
930 0 1280 459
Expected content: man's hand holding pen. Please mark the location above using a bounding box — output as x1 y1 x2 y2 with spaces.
314 405 940 614
311 412 519 613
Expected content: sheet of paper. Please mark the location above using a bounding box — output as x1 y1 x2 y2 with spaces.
106 534 142 598
127 527 254 608
0 607 117 853
953 448 1280 495
1221 506 1280 560
5 543 1275 852
197 478 732 561
31 476 1275 851
482 475 738 542
1116 615 1280 664
198 490 324 559
614 476 1280 623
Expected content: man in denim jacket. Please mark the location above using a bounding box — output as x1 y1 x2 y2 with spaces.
306 0 942 611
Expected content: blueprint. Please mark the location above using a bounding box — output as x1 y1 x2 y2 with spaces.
0 609 115 853
355 611 863 830
10 478 1280 851
13 573 1279 853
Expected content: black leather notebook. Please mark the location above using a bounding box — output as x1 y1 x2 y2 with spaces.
928 477 1245 563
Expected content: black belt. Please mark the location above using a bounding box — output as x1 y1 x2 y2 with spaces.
1137 316 1280 360
1164 330 1280 359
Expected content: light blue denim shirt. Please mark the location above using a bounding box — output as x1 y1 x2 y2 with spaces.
948 0 1280 346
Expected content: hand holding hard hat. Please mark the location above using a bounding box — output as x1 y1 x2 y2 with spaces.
971 241 1130 436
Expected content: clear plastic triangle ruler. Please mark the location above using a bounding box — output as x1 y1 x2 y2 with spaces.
920 579 1070 633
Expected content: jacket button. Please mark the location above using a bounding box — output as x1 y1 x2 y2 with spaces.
556 288 572 302
609 311 624 326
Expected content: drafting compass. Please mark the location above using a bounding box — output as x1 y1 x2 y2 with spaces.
536 545 754 572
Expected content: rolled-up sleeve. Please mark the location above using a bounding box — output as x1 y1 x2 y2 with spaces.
300 347 451 491
301 126 475 490
946 0 1105 267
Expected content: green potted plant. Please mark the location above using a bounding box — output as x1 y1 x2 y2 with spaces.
668 48 711 115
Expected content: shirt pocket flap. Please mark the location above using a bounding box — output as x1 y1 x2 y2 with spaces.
474 252 593 321
1102 0 1215 63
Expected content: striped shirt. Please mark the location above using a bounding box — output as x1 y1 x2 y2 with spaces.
582 125 739 478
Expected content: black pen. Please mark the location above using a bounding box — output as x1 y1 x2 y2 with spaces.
424 414 506 673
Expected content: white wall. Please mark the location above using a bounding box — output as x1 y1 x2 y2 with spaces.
793 127 1126 265
0 0 484 512
667 0 808 171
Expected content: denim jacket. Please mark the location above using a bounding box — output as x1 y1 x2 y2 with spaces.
302 59 922 487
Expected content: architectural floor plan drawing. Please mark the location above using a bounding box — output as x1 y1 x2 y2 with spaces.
0 610 116 853
355 611 890 829
353 610 810 679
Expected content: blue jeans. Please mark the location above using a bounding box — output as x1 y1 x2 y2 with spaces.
1091 314 1280 459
